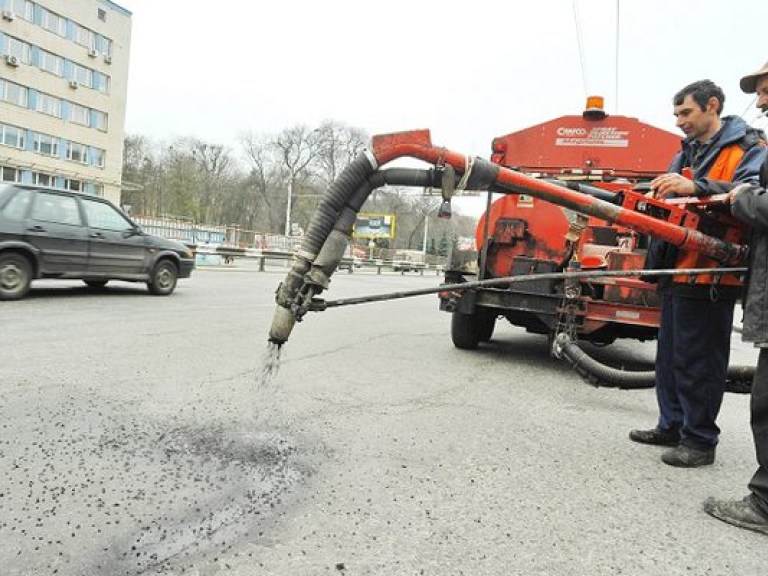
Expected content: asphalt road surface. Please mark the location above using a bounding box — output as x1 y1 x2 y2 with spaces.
0 263 764 576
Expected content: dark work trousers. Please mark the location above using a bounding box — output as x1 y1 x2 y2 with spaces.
655 292 735 448
749 348 768 516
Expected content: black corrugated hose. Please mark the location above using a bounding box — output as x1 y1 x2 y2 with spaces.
553 333 753 393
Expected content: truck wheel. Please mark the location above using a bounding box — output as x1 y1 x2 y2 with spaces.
147 260 178 296
452 311 481 349
477 309 497 342
0 252 33 300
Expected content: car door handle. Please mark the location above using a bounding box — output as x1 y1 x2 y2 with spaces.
28 225 45 232
90 232 104 239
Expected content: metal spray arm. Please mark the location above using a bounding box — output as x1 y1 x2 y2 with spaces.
370 130 748 266
309 267 747 312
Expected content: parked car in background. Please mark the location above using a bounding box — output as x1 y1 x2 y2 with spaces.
393 249 426 272
0 184 195 300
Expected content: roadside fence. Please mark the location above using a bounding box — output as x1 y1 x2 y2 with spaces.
131 215 448 275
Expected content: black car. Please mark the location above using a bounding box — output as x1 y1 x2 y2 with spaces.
0 184 194 300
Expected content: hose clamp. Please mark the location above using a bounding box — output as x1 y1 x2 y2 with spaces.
456 155 475 192
294 249 316 263
363 149 379 171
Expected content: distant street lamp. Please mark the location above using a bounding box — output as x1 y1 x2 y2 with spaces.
422 203 442 254
284 179 293 237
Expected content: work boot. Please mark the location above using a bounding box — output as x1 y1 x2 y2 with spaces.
703 495 768 536
661 443 715 467
628 427 680 446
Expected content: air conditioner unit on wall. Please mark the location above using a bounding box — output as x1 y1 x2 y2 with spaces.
103 54 112 64
87 48 98 58
69 79 79 89
2 10 14 21
5 54 19 67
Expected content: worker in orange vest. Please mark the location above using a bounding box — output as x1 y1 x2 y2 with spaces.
630 79 767 467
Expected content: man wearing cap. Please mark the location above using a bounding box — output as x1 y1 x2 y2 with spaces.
703 60 768 536
630 80 766 467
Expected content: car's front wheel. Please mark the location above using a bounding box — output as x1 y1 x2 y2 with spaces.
0 252 33 300
147 260 178 296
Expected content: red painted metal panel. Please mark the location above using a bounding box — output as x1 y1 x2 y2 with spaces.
491 115 681 178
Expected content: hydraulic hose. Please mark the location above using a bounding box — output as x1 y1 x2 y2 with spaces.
304 168 442 291
269 165 445 344
541 179 622 204
299 151 378 260
269 152 377 344
553 333 754 394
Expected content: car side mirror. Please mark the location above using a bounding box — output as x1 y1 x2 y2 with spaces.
124 225 142 238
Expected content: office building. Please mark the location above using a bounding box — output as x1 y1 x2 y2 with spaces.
0 0 131 204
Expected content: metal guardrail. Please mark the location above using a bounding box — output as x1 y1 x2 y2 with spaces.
192 246 444 275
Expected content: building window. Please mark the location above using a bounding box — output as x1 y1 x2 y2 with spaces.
3 35 31 64
68 102 90 126
95 72 110 94
92 148 105 168
10 0 32 21
0 166 20 183
41 9 67 38
93 110 108 131
75 24 96 49
39 50 64 76
85 183 104 197
32 172 52 187
33 133 59 157
71 63 93 87
65 179 82 192
67 142 88 164
35 93 61 118
0 79 28 107
96 35 113 56
0 123 25 149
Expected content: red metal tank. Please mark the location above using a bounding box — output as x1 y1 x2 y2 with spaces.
469 99 684 338
476 194 572 278
479 99 682 279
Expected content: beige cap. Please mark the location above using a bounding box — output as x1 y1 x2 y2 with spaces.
740 59 768 93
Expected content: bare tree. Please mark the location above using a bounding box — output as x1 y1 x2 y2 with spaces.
274 125 323 235
122 120 478 247
314 120 369 186
240 131 285 233
189 139 234 223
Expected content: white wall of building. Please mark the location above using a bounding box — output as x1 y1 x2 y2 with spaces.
0 0 131 204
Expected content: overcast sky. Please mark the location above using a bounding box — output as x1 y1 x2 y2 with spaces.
116 0 768 162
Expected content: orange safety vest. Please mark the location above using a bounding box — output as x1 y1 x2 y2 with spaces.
673 143 746 287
